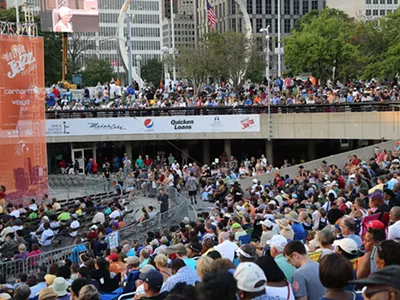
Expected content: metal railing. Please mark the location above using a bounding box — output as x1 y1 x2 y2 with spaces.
0 189 189 283
117 188 189 242
48 175 113 201
45 102 400 119
0 242 90 283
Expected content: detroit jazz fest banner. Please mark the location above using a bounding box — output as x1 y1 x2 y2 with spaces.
0 34 48 203
46 115 261 136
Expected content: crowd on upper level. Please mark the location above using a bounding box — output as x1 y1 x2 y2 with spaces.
45 77 400 111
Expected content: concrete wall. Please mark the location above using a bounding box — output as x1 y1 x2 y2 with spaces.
239 140 398 190
326 0 364 17
46 112 400 143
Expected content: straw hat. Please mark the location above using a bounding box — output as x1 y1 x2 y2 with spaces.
275 218 292 230
285 211 300 223
39 288 58 300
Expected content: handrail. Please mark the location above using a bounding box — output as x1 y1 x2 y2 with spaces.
45 102 400 119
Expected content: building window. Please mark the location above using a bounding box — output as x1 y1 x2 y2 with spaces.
365 9 371 15
323 0 326 7
231 18 236 30
256 18 262 31
394 0 398 4
284 0 290 14
302 0 309 14
380 0 385 3
366 0 371 3
387 0 392 3
311 0 318 10
284 19 291 33
380 9 385 15
275 19 278 33
373 9 378 15
294 0 300 14
266 0 272 14
231 0 236 14
256 0 262 14
275 0 278 14
247 0 252 13
373 0 378 3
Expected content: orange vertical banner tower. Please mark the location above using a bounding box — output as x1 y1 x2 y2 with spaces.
0 34 48 205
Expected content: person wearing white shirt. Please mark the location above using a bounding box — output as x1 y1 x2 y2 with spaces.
148 206 157 219
39 223 54 246
215 231 238 261
109 208 122 220
260 154 268 167
28 200 38 211
69 214 80 237
92 210 105 224
9 207 20 218
388 207 400 240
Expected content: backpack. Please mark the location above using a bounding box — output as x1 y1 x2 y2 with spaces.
318 217 328 230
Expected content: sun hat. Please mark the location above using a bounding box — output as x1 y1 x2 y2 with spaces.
45 274 56 286
231 223 242 230
334 238 358 255
234 262 267 292
260 220 273 228
49 277 69 297
124 256 140 266
285 211 300 223
266 235 288 252
275 218 292 230
38 288 58 300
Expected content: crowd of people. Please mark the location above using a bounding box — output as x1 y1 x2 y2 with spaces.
45 78 400 111
1 143 400 300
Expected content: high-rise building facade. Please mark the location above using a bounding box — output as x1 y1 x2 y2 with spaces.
194 0 326 76
327 0 399 17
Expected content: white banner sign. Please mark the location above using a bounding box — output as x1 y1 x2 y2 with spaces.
46 115 260 136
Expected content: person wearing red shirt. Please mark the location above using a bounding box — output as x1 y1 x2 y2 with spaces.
336 197 348 213
144 155 153 169
351 155 360 166
0 185 6 199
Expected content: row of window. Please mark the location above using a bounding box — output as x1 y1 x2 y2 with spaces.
98 0 159 10
366 0 398 4
133 27 161 37
130 1 160 11
132 14 161 24
247 0 321 15
365 8 395 14
176 23 195 29
132 40 161 50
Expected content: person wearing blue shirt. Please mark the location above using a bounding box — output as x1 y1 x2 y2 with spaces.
244 98 253 106
340 217 362 248
69 238 87 264
272 96 280 105
347 94 354 102
287 212 307 242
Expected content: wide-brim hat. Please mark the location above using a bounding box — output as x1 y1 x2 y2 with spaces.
285 211 300 223
275 218 292 230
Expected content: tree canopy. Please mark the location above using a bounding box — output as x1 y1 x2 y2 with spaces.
81 58 115 86
141 58 163 88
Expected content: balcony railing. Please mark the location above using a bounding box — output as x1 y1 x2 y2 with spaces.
45 102 400 119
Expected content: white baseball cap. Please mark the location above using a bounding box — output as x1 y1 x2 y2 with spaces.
266 235 288 252
334 238 358 255
234 262 267 292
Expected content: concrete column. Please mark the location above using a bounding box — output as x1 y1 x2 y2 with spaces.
308 140 317 161
224 139 231 158
125 142 133 160
203 140 210 165
266 140 274 165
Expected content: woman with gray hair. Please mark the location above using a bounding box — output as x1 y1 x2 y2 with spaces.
78 285 100 300
14 284 31 300
315 230 335 258
54 6 73 32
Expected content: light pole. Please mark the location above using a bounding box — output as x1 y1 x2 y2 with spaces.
135 55 142 79
260 26 271 141
277 0 282 77
170 0 177 83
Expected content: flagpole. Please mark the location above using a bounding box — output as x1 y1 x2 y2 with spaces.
170 0 176 82
205 0 209 34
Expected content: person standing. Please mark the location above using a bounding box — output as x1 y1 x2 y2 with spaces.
187 173 198 205
157 188 171 215
123 156 131 177
284 241 326 300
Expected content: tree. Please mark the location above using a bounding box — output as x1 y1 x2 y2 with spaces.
175 46 208 95
283 8 360 85
68 33 92 76
141 58 162 87
81 58 115 86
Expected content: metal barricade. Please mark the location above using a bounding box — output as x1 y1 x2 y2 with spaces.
0 259 26 282
25 242 90 275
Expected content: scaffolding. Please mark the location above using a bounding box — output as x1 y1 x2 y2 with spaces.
0 4 37 36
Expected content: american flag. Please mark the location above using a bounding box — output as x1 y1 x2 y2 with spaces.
207 0 217 29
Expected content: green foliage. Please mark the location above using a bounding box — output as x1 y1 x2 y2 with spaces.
284 8 359 85
81 58 115 86
141 58 163 88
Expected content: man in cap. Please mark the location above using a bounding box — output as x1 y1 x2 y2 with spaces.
69 213 80 238
267 235 296 283
138 270 168 300
234 262 275 300
370 190 391 221
284 241 326 300
236 245 256 263
351 265 400 300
